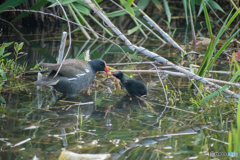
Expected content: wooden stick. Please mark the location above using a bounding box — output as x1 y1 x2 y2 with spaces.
57 32 67 64
112 70 240 87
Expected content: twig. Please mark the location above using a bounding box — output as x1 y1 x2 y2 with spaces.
165 77 178 93
53 0 72 78
150 63 168 104
107 61 159 66
65 101 94 110
37 72 42 91
204 0 224 24
188 76 204 98
0 17 30 46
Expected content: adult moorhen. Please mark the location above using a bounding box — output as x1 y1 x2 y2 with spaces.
113 71 147 96
34 59 111 98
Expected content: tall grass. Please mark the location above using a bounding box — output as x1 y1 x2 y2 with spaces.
228 54 240 155
197 1 240 78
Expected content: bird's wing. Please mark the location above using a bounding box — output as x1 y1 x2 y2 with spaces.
40 59 89 77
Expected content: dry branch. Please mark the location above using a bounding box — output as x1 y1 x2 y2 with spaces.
115 70 240 87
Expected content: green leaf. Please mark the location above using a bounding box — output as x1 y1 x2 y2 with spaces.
207 0 225 13
162 0 171 23
191 0 196 22
3 42 13 48
129 54 142 61
197 37 215 77
135 0 150 17
207 29 240 70
127 0 134 5
107 7 139 17
197 1 203 16
14 42 18 53
162 18 169 26
223 8 240 34
0 69 7 81
0 42 13 56
152 0 162 11
202 0 213 39
1 52 11 58
48 0 77 7
128 24 142 35
76 0 91 9
11 0 49 23
0 93 6 104
197 0 225 16
0 0 27 10
182 0 188 25
72 2 90 15
17 42 24 52
0 47 4 56
120 0 135 16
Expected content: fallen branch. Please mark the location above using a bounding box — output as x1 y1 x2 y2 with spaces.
113 70 240 88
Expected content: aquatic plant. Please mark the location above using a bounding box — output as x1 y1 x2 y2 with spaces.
0 42 27 78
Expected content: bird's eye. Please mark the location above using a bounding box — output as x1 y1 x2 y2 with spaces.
100 62 104 66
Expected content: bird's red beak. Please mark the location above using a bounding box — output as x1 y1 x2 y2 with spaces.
104 62 113 75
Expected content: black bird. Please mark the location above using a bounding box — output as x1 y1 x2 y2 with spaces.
113 71 147 96
34 59 111 98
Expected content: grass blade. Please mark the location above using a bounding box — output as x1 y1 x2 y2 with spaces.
152 0 162 11
207 29 240 70
202 0 212 39
199 70 240 104
183 0 188 25
128 24 142 35
162 0 171 23
197 37 215 77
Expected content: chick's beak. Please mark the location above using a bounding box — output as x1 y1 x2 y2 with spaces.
107 72 113 76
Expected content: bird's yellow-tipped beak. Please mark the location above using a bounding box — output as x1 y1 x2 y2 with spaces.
104 62 113 76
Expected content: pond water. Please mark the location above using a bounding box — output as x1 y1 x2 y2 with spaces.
0 25 238 160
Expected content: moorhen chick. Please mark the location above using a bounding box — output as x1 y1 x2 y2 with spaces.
113 71 147 96
34 59 111 98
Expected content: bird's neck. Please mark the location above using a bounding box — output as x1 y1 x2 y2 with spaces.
119 76 127 84
88 61 97 73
